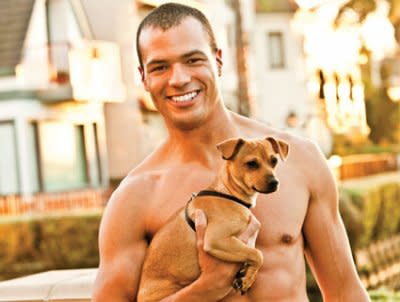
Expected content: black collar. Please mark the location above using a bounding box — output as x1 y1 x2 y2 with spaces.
196 190 251 208
185 190 251 231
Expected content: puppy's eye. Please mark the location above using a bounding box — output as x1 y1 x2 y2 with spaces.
246 160 260 169
271 157 278 166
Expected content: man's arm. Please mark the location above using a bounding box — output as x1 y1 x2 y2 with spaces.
301 141 370 302
92 176 260 302
92 176 149 301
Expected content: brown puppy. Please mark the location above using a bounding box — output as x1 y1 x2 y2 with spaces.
137 137 289 302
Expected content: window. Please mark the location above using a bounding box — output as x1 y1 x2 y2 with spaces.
0 121 19 194
27 122 41 192
267 32 285 69
39 122 88 192
84 123 102 187
93 123 102 185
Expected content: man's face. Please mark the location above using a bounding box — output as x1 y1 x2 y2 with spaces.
138 17 222 130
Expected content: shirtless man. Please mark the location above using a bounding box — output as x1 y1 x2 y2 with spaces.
92 3 370 302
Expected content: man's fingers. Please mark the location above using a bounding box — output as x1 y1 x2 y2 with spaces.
237 215 260 244
195 210 207 249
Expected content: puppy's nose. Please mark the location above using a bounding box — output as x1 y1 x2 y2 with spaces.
267 177 279 191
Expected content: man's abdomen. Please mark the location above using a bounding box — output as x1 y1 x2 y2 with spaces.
222 244 309 302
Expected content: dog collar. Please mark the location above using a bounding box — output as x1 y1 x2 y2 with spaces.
185 190 251 232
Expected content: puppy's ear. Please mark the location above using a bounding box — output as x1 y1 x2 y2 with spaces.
265 137 289 161
216 138 245 160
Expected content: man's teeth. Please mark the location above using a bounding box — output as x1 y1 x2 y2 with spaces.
171 91 197 102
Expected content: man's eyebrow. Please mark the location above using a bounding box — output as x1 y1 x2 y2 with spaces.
181 50 207 58
146 50 207 67
146 59 167 67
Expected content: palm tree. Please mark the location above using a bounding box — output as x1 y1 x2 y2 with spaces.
336 0 400 42
230 0 253 117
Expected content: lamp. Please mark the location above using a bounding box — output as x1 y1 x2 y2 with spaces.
381 56 400 103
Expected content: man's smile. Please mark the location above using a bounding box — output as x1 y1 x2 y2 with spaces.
167 90 200 105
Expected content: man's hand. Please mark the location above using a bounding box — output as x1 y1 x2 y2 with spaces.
194 210 260 295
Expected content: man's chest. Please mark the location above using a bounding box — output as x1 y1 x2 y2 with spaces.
253 170 310 246
145 166 216 235
145 163 309 243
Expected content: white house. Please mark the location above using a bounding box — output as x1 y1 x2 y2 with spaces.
0 0 125 195
252 0 311 130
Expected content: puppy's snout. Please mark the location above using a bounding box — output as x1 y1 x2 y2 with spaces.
267 176 279 192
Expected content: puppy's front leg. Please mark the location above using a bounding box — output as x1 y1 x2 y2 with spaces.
203 231 263 293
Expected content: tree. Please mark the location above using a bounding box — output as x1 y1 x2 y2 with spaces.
230 0 253 117
336 0 400 145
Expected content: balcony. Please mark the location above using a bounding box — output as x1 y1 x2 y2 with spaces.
0 40 125 103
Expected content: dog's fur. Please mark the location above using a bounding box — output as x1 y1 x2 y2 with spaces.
137 137 289 302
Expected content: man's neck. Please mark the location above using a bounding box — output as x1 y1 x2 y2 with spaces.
164 108 240 167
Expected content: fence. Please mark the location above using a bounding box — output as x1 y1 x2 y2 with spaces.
340 153 398 180
356 234 400 290
0 189 110 216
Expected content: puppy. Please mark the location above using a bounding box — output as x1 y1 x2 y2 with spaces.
138 137 289 302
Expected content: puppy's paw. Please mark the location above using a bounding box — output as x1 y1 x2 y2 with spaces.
232 277 243 292
235 263 248 279
240 274 256 293
234 265 258 295
233 263 250 294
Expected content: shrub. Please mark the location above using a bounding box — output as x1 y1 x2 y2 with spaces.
0 210 102 281
340 173 400 250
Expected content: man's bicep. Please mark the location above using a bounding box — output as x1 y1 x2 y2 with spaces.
94 240 148 301
93 177 151 301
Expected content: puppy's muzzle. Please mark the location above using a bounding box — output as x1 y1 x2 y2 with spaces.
267 178 279 193
253 176 279 193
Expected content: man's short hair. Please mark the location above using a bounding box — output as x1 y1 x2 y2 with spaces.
136 2 218 68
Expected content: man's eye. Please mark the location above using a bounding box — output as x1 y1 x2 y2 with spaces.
151 66 167 72
187 58 202 64
271 157 278 166
246 160 260 169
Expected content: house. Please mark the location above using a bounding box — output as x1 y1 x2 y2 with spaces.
0 0 125 197
0 0 320 199
0 0 241 198
252 0 311 130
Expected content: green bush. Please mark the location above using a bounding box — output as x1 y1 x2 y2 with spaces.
339 173 400 250
0 210 102 281
307 172 400 301
369 288 400 301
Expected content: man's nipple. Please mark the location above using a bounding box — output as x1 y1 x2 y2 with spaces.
281 234 293 244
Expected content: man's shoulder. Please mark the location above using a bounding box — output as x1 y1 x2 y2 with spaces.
233 112 315 150
106 149 169 207
125 141 171 183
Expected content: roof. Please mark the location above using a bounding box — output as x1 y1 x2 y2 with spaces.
0 0 35 76
256 0 297 13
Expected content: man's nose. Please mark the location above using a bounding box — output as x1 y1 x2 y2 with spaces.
168 64 190 87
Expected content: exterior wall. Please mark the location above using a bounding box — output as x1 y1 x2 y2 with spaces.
82 0 154 179
252 12 311 129
0 99 108 195
0 0 115 195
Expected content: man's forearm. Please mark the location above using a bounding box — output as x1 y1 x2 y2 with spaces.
324 283 370 302
158 276 233 302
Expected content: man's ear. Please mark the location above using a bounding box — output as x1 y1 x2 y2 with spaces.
216 138 245 160
138 66 149 91
216 48 223 76
265 137 289 161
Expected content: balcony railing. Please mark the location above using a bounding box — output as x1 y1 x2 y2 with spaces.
14 40 126 102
